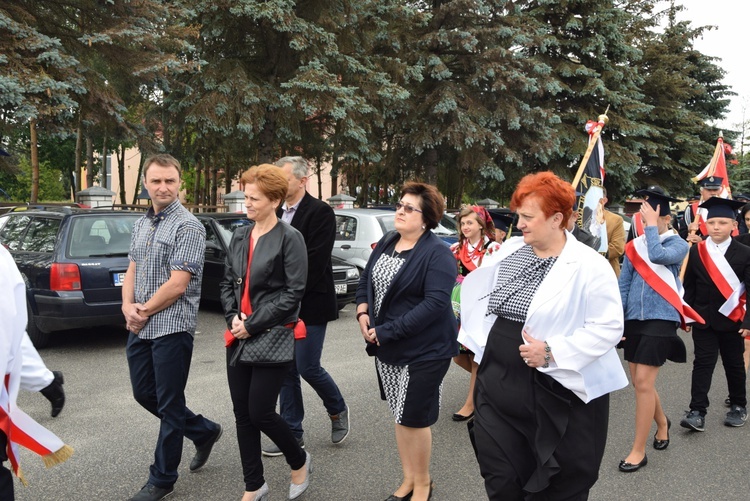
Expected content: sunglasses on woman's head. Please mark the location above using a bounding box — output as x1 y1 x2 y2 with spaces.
395 202 423 214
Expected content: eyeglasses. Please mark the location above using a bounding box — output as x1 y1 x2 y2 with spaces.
395 202 423 214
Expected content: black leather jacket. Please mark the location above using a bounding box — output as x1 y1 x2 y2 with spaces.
219 221 307 334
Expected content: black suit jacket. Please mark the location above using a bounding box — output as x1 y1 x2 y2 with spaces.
277 192 338 324
683 239 750 332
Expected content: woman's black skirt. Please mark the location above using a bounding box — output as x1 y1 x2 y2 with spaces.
623 319 686 366
376 358 451 428
473 316 609 500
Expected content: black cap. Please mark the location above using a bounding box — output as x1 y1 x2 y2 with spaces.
488 210 515 232
734 193 750 202
698 196 745 219
699 176 724 188
634 186 682 216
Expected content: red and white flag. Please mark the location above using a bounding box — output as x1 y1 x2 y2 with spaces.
692 136 732 199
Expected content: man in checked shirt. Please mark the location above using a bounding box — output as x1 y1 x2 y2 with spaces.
122 154 222 501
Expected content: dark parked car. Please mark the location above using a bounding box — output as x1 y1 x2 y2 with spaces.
195 213 359 310
0 207 141 347
331 255 359 310
195 213 252 302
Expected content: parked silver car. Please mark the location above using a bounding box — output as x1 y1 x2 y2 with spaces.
333 208 458 270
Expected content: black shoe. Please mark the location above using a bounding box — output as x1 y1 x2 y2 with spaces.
724 405 748 427
190 424 222 472
653 417 671 450
680 410 705 432
725 397 732 407
451 411 474 422
129 483 174 501
618 455 647 472
385 492 412 501
40 371 65 418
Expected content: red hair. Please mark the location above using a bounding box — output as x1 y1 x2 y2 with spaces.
510 172 574 227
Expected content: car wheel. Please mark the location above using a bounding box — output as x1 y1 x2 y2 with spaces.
26 301 51 348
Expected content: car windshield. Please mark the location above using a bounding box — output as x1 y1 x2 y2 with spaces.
214 217 252 246
434 214 458 236
377 214 396 233
68 214 141 257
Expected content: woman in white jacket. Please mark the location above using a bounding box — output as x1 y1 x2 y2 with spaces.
459 172 626 500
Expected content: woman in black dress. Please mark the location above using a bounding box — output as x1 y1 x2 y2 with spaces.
356 182 457 501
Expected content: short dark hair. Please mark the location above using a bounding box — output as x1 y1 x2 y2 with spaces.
240 164 288 203
400 182 444 230
143 154 181 179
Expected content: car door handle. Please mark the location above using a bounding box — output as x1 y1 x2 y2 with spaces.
340 244 351 250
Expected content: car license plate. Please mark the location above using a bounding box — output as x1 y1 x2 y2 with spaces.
334 283 347 294
113 272 126 287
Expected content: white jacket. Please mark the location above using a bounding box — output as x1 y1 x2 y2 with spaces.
458 232 627 403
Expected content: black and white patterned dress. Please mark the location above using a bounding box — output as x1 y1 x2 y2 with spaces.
371 246 448 426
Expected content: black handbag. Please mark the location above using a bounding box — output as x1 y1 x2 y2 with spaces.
229 325 295 367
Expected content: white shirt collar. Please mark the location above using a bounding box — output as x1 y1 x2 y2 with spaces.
707 236 732 254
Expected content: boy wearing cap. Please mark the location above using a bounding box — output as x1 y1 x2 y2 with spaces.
681 196 750 431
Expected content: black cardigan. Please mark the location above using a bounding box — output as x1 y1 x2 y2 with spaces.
356 230 458 365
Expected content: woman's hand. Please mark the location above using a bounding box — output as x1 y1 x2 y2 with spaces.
519 331 553 368
231 312 250 339
640 202 659 228
365 327 379 346
357 310 379 345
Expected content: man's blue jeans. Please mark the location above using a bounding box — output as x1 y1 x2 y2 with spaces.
279 323 346 438
127 331 219 488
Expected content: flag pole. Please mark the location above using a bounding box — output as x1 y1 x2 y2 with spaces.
571 106 610 188
679 132 726 281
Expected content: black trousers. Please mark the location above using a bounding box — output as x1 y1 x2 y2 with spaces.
474 317 609 501
0 431 13 501
226 345 306 491
689 328 747 413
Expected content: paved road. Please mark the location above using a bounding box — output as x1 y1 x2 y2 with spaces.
13 304 750 500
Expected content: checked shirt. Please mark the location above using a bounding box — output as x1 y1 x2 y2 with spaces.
128 199 206 339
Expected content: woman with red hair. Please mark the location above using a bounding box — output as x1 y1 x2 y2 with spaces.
459 172 627 500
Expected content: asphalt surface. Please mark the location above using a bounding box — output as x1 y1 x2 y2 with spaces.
13 303 750 501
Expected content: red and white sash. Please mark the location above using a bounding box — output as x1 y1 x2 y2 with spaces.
697 241 747 322
1 373 73 485
625 236 704 329
632 216 644 238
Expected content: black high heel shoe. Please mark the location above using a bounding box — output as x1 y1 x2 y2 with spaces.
653 417 671 450
385 491 412 501
618 454 648 472
451 411 474 422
